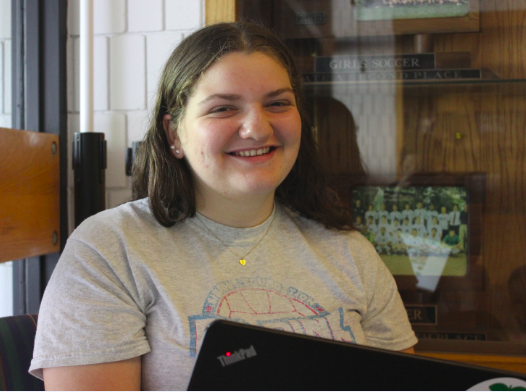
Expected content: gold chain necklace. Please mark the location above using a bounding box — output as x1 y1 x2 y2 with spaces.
195 210 276 266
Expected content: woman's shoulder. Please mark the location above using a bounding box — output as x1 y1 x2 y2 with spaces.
277 203 377 254
278 204 384 282
70 198 159 245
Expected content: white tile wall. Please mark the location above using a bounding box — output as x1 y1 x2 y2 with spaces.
127 110 149 145
94 113 127 188
0 0 207 312
94 36 109 111
0 0 10 39
110 34 146 110
0 262 13 318
0 0 12 317
165 0 203 31
0 114 9 127
94 0 126 35
65 0 207 234
128 0 163 32
3 39 11 115
0 42 3 116
1 0 11 122
146 32 183 105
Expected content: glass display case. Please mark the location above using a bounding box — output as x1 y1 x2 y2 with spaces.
207 0 526 371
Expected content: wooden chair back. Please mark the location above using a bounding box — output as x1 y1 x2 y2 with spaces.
0 128 60 263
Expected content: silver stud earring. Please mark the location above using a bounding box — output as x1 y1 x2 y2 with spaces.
170 145 175 150
175 150 180 154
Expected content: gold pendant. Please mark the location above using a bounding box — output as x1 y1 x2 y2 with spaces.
239 259 246 266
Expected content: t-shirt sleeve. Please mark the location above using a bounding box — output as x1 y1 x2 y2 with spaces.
29 224 151 380
351 232 418 351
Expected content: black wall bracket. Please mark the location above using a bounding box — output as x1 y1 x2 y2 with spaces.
73 132 107 227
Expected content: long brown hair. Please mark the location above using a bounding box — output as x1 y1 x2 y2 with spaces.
132 22 355 231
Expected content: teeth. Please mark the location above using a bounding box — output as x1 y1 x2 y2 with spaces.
234 147 270 157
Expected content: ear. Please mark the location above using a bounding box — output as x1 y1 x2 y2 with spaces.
163 113 184 158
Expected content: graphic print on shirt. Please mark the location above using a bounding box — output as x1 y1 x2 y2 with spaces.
188 277 356 356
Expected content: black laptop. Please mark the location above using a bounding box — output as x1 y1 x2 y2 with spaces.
188 320 526 391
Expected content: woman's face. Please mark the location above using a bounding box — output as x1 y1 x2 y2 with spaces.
171 51 301 203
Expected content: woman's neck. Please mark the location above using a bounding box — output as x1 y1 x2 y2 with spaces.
195 192 276 228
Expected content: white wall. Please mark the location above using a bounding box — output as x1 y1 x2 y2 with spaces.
0 0 11 128
0 0 204 316
0 0 12 318
67 0 205 233
0 0 206 315
0 262 13 318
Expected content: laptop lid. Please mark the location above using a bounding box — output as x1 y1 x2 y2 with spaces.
188 320 526 390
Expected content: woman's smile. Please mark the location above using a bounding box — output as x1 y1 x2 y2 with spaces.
228 146 273 157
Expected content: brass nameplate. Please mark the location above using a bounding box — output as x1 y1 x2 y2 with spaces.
405 305 437 325
416 332 487 341
295 12 326 25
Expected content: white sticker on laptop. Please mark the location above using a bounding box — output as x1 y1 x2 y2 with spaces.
468 377 526 391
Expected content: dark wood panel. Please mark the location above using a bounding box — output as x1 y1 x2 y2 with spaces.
433 0 526 79
402 85 526 328
398 1 526 341
232 0 526 357
0 128 60 263
418 352 526 374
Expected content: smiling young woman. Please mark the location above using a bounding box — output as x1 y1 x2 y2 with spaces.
30 22 416 390
164 51 302 228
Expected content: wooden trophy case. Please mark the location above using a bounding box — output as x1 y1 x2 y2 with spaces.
205 0 526 373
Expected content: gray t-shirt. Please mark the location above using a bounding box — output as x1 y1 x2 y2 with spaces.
30 199 417 390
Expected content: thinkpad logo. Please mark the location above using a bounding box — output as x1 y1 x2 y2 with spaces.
217 345 257 367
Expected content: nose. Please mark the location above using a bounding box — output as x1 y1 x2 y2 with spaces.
238 106 273 141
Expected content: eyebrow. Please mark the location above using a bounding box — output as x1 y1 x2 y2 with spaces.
266 87 294 98
198 94 242 106
197 87 294 106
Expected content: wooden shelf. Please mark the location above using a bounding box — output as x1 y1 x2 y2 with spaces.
417 351 526 374
304 77 526 91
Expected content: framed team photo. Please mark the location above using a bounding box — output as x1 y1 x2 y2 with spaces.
273 0 480 40
332 173 485 292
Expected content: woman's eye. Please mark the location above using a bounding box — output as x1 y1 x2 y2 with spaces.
267 101 293 110
211 106 231 113
208 106 238 116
